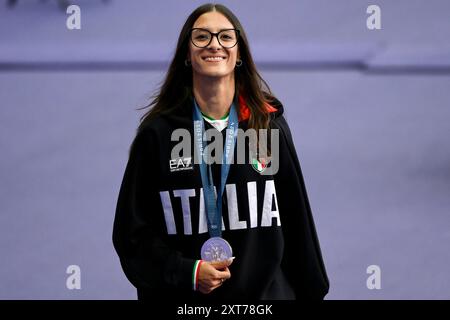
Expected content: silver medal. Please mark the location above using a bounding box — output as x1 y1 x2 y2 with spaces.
200 237 233 262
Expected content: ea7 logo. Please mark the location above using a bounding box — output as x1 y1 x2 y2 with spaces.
169 157 193 172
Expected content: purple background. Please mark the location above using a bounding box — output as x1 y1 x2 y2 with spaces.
0 0 449 299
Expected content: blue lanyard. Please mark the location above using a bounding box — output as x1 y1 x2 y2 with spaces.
193 97 238 238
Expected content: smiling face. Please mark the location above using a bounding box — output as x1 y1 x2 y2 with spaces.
188 11 239 79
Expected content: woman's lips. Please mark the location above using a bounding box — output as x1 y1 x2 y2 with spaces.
202 56 227 62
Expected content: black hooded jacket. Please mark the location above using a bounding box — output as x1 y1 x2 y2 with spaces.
112 96 329 301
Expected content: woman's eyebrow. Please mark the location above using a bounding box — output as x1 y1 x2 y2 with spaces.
194 26 234 30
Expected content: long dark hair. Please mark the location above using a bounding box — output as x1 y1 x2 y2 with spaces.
136 3 276 136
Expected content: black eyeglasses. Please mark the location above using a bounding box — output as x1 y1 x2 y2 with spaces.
190 28 240 49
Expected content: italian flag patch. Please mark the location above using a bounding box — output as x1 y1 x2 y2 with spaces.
251 157 269 173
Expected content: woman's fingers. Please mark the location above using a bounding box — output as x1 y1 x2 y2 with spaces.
206 275 226 287
198 279 225 294
201 279 225 293
201 263 231 281
197 261 232 294
215 267 231 280
198 284 213 294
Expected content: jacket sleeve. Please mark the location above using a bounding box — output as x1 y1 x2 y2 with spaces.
112 129 196 291
273 115 330 300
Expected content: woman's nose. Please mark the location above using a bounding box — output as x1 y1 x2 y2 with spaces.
207 35 222 50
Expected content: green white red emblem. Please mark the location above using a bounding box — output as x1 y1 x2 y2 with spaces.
251 157 269 173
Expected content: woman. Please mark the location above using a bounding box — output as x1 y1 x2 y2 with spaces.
113 3 329 301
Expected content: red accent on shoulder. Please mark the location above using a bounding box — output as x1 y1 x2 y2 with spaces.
238 95 277 121
265 103 278 113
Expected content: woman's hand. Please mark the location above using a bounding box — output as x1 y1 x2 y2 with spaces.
197 259 234 294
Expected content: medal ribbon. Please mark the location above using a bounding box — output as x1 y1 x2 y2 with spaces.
193 97 238 238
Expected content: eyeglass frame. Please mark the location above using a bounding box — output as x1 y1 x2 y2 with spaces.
189 28 240 49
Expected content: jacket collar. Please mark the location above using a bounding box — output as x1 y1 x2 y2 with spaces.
161 94 283 126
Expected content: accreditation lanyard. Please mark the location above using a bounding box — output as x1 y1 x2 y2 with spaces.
192 98 238 238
